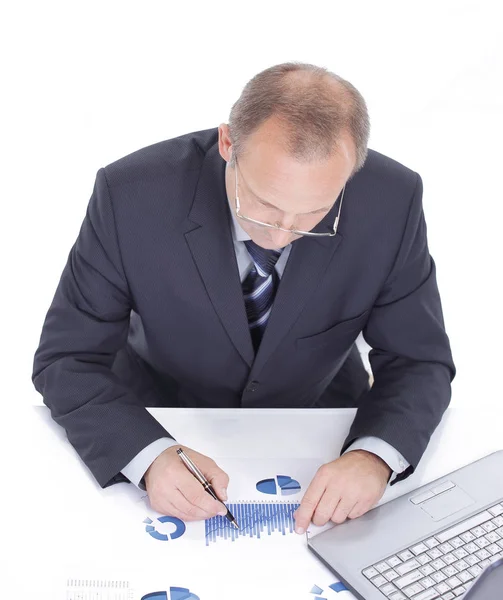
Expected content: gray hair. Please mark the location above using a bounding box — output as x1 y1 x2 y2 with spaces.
227 62 370 179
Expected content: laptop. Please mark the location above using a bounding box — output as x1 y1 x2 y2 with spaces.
307 450 503 600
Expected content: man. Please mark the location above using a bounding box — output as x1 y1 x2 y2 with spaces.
32 62 455 535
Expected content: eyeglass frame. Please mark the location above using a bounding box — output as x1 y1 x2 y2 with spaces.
233 156 346 238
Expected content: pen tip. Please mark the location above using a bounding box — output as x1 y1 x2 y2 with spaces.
232 520 239 529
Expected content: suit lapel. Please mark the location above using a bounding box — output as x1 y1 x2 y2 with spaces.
250 215 344 377
184 143 255 367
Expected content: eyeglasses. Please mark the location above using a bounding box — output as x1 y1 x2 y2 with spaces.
233 157 346 237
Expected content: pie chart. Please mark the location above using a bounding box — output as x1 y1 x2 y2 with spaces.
256 475 301 496
143 516 186 541
141 587 200 600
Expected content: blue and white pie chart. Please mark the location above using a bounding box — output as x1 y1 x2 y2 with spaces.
141 588 199 600
256 475 301 496
143 516 186 541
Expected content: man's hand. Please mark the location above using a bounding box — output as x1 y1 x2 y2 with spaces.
293 450 392 533
144 445 230 522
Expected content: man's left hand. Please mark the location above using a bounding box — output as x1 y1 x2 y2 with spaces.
293 450 392 534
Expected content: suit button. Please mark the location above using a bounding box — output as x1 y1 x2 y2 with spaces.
246 381 258 392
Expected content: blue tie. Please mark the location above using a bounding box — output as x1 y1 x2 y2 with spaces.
242 240 283 351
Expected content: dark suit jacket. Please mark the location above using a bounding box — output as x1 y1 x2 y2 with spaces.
32 127 455 488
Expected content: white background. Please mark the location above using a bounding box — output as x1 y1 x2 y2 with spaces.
2 1 502 413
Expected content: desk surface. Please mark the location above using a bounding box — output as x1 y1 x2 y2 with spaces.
8 405 501 599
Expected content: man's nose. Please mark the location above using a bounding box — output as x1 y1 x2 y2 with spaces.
270 227 295 248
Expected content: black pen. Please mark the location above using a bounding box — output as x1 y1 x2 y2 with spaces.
176 448 239 529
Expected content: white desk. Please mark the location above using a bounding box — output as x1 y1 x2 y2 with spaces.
8 405 502 599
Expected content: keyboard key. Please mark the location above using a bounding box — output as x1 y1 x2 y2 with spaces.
489 504 503 516
453 559 469 572
449 537 464 549
475 548 491 560
389 593 406 600
387 555 403 568
435 582 451 594
418 554 432 565
442 553 456 565
431 572 447 583
428 548 443 560
439 543 454 554
452 586 465 596
385 569 400 582
442 566 458 578
457 570 473 583
452 548 468 559
460 531 475 543
395 570 423 589
431 559 447 570
487 543 501 555
363 566 379 579
482 521 497 532
492 516 503 527
414 589 440 600
468 565 483 578
403 582 424 596
431 571 447 583
420 565 435 577
396 559 421 576
411 543 430 555
474 537 490 548
486 531 500 543
445 576 462 588
425 537 440 548
471 526 486 538
464 542 478 554
399 550 414 561
372 575 388 587
436 511 492 543
441 593 455 600
465 555 480 566
380 582 398 596
419 576 435 588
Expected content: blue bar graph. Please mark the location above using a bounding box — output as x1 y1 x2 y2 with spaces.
204 502 300 546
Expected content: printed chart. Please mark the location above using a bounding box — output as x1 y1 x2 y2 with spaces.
310 582 349 598
204 501 300 545
256 474 302 496
141 589 200 600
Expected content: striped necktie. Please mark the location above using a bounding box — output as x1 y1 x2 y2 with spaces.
242 240 283 351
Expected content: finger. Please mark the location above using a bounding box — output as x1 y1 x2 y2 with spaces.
348 497 375 520
331 496 359 525
348 501 365 520
204 464 230 501
169 488 213 520
158 499 208 523
312 491 340 527
294 474 328 533
177 472 227 517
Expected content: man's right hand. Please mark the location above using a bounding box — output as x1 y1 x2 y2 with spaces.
144 445 230 522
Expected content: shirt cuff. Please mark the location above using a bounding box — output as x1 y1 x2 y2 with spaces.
343 436 410 483
121 437 179 489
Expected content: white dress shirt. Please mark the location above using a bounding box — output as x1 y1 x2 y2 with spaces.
122 200 410 488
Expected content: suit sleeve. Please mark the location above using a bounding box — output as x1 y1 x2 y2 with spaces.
32 168 171 488
341 173 456 485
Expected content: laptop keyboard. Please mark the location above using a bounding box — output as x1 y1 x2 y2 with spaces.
362 501 503 599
